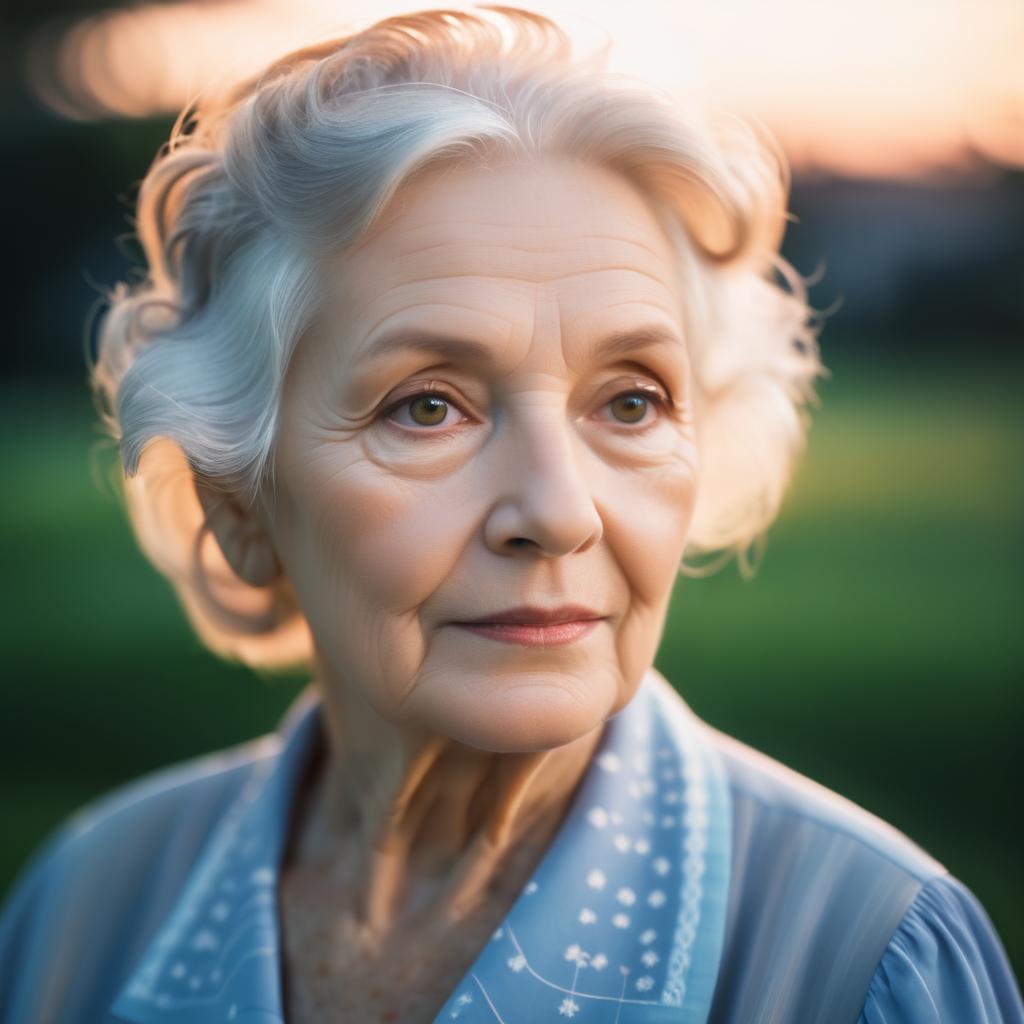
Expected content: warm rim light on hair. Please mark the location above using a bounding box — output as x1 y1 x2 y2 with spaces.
87 5 825 671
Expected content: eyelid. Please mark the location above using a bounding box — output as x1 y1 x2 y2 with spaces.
599 377 670 404
593 372 672 409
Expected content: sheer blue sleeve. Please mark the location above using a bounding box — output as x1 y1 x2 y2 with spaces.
859 874 1023 1023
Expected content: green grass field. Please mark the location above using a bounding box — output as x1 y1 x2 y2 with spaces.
1 352 1021 977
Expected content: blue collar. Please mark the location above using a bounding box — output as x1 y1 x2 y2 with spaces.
110 669 732 1024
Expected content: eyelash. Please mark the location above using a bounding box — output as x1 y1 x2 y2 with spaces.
380 383 671 439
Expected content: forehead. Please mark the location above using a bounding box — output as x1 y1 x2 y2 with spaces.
321 158 686 361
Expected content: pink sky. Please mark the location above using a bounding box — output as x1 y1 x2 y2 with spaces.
25 0 1024 179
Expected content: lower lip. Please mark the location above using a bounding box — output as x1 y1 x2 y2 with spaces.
451 619 603 646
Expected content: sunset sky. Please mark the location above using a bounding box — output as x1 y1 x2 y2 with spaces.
24 0 1024 179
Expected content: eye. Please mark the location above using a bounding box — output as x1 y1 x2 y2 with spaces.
603 385 670 429
609 392 652 424
403 393 448 427
381 386 471 435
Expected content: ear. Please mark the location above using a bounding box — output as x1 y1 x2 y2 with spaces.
192 472 283 588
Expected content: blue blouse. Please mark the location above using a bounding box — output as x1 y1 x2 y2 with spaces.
1 668 1020 1023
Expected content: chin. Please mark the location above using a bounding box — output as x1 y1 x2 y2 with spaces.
419 671 619 752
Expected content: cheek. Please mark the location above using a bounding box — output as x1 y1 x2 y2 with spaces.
604 450 699 604
602 453 698 698
274 444 479 714
281 445 471 616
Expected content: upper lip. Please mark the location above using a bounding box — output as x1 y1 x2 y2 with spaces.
455 604 605 625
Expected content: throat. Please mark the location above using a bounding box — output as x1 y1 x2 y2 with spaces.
282 728 600 944
278 772 568 972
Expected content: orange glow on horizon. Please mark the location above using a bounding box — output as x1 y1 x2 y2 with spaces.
22 0 1024 180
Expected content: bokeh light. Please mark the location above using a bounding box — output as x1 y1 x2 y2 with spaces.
23 0 1024 178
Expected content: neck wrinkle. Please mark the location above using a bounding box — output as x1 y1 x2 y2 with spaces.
303 675 604 941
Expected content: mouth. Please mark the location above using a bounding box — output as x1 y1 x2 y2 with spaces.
448 606 607 647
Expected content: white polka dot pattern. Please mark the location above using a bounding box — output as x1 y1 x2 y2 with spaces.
110 672 732 1024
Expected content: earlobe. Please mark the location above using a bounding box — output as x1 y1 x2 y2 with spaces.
192 472 283 588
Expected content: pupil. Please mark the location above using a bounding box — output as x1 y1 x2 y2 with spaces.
614 395 646 422
412 395 447 425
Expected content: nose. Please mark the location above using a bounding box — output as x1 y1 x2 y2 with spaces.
483 411 603 558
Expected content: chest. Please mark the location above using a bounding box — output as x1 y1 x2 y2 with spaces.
278 869 515 1024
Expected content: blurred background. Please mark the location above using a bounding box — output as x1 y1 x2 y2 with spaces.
1 0 1021 980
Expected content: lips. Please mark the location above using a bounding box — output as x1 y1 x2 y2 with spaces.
455 604 604 626
449 604 607 647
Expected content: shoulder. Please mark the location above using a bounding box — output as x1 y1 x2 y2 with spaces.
4 733 276 907
708 722 945 882
860 873 1024 1023
0 736 275 1024
698 722 1022 1022
699 723 956 1022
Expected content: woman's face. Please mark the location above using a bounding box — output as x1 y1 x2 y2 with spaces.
265 157 700 751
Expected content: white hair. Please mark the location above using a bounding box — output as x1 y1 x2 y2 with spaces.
88 5 825 671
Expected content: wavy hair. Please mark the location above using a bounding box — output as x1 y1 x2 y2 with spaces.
88 4 826 671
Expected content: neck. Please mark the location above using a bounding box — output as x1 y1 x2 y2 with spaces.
290 669 604 944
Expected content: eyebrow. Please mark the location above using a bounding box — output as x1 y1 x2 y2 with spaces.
360 324 685 364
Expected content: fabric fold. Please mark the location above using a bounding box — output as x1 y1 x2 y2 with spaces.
859 874 1024 1024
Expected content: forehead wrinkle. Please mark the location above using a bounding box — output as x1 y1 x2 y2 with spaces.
340 269 681 355
377 243 676 288
572 297 686 334
350 298 517 360
377 229 674 264
356 266 681 292
591 297 682 317
345 290 685 379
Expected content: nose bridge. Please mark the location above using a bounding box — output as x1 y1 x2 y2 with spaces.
518 403 579 489
488 397 602 555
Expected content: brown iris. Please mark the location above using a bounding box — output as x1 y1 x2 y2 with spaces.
408 394 449 426
610 393 649 424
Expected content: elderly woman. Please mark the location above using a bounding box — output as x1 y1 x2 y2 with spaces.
1 7 1020 1023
